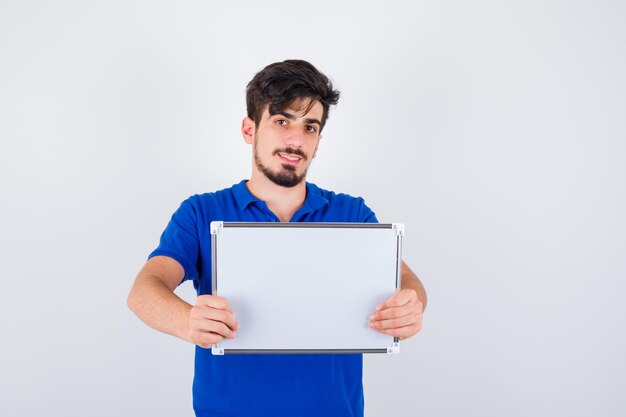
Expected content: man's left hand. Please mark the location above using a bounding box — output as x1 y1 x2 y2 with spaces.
368 289 423 340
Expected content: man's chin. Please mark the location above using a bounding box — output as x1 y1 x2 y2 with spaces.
272 174 305 188
267 168 307 188
255 155 307 187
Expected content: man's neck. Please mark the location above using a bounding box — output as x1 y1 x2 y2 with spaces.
246 173 307 222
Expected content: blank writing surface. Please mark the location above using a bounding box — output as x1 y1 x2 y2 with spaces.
211 223 402 353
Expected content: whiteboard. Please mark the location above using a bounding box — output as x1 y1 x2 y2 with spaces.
210 222 403 355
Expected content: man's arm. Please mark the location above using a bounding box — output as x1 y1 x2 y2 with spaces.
127 255 238 348
368 261 426 340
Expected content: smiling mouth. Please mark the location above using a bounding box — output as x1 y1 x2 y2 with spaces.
278 152 302 162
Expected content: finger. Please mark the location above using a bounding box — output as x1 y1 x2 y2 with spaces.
376 289 417 311
192 331 225 349
372 294 421 322
191 317 237 339
197 295 233 313
369 312 420 331
372 302 417 321
201 307 240 331
204 320 237 338
191 305 239 332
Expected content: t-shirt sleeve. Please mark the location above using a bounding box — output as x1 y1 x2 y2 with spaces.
148 197 200 284
358 198 379 223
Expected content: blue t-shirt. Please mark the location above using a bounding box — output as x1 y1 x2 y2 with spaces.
150 180 378 417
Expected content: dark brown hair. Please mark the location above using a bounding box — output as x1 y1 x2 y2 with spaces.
246 59 340 131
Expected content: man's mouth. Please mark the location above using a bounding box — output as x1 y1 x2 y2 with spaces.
278 152 302 162
275 148 306 165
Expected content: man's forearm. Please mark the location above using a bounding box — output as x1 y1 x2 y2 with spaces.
401 261 427 311
127 274 193 343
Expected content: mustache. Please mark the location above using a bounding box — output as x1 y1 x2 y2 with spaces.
272 147 307 160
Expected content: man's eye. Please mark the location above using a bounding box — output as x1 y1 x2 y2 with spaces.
276 119 288 126
305 126 317 133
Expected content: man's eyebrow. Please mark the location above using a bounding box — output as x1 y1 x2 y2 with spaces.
277 111 321 126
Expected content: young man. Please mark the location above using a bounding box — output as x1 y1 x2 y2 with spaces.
127 60 427 417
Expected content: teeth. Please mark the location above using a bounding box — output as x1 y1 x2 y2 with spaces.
280 153 300 161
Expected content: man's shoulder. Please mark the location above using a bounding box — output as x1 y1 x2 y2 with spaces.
186 182 238 200
177 181 245 213
306 182 378 223
307 182 368 205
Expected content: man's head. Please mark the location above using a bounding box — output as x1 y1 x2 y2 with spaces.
246 59 340 132
242 60 340 188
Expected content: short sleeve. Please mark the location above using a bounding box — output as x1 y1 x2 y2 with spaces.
358 198 379 223
148 197 200 284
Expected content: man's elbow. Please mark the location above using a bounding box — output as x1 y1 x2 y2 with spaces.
127 278 147 316
127 287 139 315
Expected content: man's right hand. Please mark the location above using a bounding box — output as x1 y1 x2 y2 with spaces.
189 295 239 348
128 256 240 348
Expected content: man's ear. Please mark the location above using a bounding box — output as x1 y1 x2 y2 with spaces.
241 117 255 144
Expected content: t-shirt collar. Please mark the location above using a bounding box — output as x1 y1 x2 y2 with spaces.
232 179 329 215
297 182 329 216
232 180 261 211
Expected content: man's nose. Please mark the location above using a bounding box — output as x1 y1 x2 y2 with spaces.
285 126 304 148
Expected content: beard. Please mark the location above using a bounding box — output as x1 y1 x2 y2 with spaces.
254 144 308 188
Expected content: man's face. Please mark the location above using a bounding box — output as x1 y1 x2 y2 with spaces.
250 99 323 187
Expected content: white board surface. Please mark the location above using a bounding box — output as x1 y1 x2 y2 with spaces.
211 222 403 354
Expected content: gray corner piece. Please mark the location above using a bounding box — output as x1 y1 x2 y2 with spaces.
392 223 405 236
211 344 224 355
387 342 400 354
210 221 224 235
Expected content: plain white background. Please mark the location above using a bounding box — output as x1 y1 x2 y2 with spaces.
1 1 624 416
